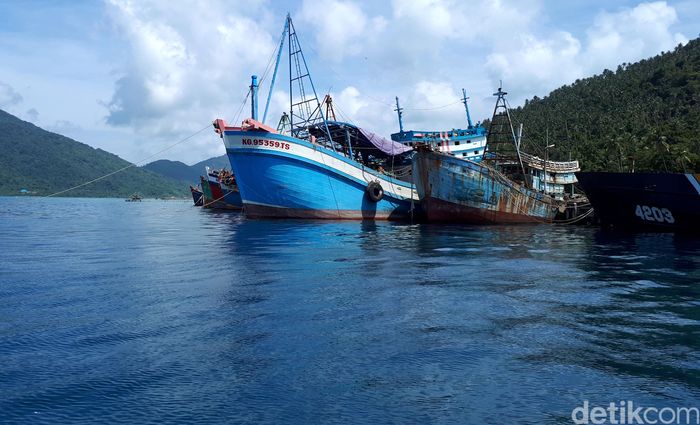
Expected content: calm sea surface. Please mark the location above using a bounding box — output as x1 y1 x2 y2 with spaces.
1 197 699 424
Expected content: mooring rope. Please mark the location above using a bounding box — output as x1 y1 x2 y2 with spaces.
44 123 213 198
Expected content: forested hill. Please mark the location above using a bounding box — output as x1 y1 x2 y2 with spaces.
512 38 700 173
142 155 229 184
0 109 187 197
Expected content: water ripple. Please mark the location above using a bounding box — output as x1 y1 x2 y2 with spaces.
1 197 699 423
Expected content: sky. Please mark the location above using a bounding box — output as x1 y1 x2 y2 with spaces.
0 0 698 165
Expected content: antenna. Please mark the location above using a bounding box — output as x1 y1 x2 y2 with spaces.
394 96 404 133
461 88 473 129
250 75 259 120
485 85 528 186
287 15 332 144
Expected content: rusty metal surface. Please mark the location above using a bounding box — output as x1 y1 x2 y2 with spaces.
413 150 556 224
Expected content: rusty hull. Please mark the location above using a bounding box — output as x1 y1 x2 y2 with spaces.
412 150 556 224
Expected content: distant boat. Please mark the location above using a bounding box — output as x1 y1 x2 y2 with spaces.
125 194 142 202
190 185 204 206
215 15 418 220
412 87 562 224
576 171 700 232
391 90 488 162
199 167 242 210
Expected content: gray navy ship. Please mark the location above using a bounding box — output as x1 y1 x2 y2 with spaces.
576 172 700 232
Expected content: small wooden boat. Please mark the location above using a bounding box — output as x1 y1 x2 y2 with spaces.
199 167 243 210
190 185 204 206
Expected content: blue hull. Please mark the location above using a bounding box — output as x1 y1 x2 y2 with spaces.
221 187 243 208
226 152 411 219
223 131 416 220
413 150 556 223
201 177 243 210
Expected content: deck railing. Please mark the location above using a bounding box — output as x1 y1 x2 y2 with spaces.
520 152 580 173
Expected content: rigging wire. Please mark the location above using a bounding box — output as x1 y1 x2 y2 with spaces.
362 93 463 111
303 42 466 113
230 89 251 125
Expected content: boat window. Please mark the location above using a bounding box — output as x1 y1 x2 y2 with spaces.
455 141 460 146
474 150 480 154
462 152 467 157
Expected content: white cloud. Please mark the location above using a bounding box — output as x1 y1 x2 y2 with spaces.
329 80 472 138
392 0 458 39
584 1 687 71
25 108 39 123
1 0 691 164
483 1 688 103
299 0 386 62
0 81 23 108
391 0 539 43
485 31 583 100
103 0 279 159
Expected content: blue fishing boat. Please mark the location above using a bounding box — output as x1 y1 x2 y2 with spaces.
391 90 487 162
412 87 559 223
214 15 417 220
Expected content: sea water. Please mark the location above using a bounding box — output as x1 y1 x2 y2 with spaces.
1 197 699 424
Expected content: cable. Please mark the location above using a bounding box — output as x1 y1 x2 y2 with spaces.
230 89 251 125
45 123 212 198
45 83 256 199
552 208 594 224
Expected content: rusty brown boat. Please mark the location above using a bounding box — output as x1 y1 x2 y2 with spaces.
411 87 559 224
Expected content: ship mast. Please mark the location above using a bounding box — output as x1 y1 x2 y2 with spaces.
485 85 528 185
286 15 333 144
394 96 404 133
461 88 473 129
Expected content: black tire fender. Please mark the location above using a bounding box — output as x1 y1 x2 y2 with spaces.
366 181 384 202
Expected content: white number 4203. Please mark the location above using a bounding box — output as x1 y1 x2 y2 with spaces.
635 205 675 224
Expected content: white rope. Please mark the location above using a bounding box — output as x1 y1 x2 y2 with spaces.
45 124 212 198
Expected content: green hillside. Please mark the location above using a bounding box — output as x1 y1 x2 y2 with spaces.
142 159 198 184
511 38 700 173
191 155 230 173
0 109 187 197
142 155 229 184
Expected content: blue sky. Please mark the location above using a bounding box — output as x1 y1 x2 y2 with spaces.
0 0 698 165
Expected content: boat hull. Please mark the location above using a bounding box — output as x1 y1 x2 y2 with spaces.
222 130 417 220
412 150 556 224
200 176 242 210
576 172 700 232
190 186 204 206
